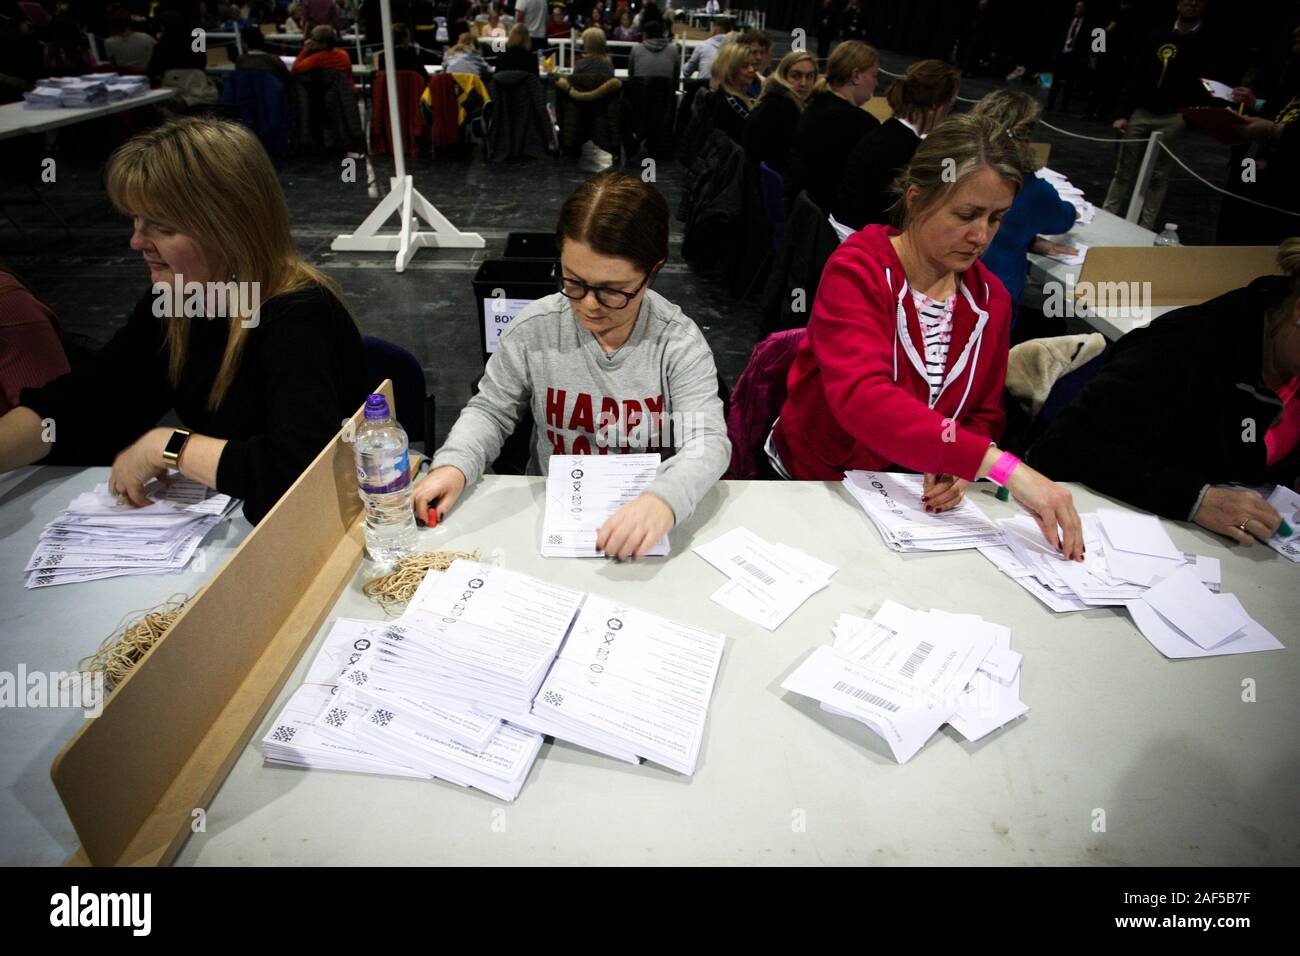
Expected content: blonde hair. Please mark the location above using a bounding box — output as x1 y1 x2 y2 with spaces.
507 22 530 48
106 117 344 411
710 40 754 106
1278 237 1300 279
814 39 877 96
888 113 1024 228
969 88 1044 171
1267 237 1300 336
759 49 815 106
581 27 610 61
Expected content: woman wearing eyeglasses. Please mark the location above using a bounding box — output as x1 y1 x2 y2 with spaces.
411 173 731 559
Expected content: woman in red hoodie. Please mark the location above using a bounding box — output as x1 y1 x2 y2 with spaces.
770 114 1084 559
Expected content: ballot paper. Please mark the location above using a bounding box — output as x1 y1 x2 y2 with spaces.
1139 566 1251 649
784 603 1023 762
1126 593 1284 659
693 527 834 630
1201 77 1236 102
842 471 1002 552
541 453 668 557
1266 485 1300 562
1036 166 1097 226
525 594 727 774
24 478 239 588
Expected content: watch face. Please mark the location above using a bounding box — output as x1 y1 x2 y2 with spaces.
165 430 191 459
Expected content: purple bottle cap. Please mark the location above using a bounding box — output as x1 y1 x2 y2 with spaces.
364 394 391 421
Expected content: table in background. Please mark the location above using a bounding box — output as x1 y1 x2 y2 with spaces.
0 90 176 141
173 476 1298 865
0 467 252 865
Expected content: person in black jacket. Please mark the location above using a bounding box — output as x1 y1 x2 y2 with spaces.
784 40 881 213
832 57 960 230
708 41 757 144
495 23 539 72
743 50 817 174
1045 1 1096 113
0 118 369 526
815 0 838 62
1027 241 1300 546
376 22 430 72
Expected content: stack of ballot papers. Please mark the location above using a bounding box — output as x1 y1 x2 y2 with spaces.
843 470 1002 552
521 594 726 774
264 558 729 796
261 618 543 799
1124 566 1284 659
693 526 836 630
1264 485 1300 562
541 453 668 557
104 77 150 101
55 78 109 107
24 478 239 588
1037 166 1096 226
782 601 1027 763
22 87 64 109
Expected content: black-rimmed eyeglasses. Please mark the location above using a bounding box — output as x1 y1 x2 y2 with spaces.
553 262 652 309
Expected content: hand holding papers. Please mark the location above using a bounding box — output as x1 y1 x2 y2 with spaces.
693 527 835 630
843 471 1002 552
783 603 1026 763
542 453 668 557
25 478 239 587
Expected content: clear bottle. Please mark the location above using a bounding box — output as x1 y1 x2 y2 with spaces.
353 394 417 565
1153 223 1181 246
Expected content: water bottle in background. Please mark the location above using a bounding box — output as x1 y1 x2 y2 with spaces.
353 394 417 565
1153 223 1181 246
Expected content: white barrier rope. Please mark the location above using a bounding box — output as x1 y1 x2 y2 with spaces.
1157 140 1300 218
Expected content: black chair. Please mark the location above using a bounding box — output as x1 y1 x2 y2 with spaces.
361 335 437 453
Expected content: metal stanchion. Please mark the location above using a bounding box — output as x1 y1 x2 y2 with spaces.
1125 129 1163 225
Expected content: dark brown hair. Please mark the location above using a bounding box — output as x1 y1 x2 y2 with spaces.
556 173 669 274
885 58 961 119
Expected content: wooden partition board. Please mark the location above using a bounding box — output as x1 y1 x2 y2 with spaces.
1074 245 1280 306
1029 142 1051 168
53 381 399 866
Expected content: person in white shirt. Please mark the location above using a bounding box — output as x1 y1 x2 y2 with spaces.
515 0 549 46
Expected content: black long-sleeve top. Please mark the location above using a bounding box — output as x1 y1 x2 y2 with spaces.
1027 276 1300 522
832 116 920 230
1115 23 1217 119
742 89 799 173
784 90 879 213
18 284 369 525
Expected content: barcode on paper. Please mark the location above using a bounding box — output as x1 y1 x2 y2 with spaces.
900 641 934 680
832 680 900 712
730 554 776 587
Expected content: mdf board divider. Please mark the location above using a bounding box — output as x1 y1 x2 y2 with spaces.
1075 245 1279 306
52 380 398 866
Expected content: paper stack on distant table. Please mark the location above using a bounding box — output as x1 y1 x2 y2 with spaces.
541 453 668 557
782 601 1027 763
693 526 836 630
24 477 239 588
843 470 1002 552
1037 166 1096 225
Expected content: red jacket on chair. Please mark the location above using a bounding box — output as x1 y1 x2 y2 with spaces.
370 69 430 156
423 72 462 149
773 223 1011 481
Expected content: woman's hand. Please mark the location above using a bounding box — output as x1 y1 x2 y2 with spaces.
411 465 466 525
1004 461 1084 560
596 491 675 560
1031 237 1079 258
922 473 968 512
109 428 169 506
1193 487 1281 545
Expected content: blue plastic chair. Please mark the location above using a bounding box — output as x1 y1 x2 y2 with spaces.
361 336 436 451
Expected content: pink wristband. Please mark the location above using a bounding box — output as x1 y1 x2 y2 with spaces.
987 452 1021 488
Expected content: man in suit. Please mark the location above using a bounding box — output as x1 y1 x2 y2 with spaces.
1046 0 1095 112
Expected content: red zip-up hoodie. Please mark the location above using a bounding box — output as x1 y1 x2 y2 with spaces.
773 223 1011 481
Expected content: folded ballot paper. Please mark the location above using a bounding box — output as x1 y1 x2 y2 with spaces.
843 470 1002 552
24 477 239 588
542 453 668 557
693 526 837 630
1125 566 1284 659
264 559 728 798
782 602 1027 763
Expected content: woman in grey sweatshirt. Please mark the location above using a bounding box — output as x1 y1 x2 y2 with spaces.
413 173 731 559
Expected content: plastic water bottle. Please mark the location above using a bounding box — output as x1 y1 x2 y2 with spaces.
353 394 416 565
1153 223 1181 246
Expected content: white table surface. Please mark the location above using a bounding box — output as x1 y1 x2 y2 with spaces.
1024 207 1158 340
0 89 176 141
0 467 252 865
119 474 1300 867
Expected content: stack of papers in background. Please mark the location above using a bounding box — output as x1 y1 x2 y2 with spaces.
104 76 150 101
22 87 64 109
782 601 1026 763
1037 166 1096 225
24 478 239 588
843 471 1002 552
55 78 108 107
522 594 726 774
541 453 668 557
693 526 836 630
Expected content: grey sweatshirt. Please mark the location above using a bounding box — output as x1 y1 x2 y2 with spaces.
431 290 731 525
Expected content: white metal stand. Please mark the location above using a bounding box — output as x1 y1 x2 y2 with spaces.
331 0 484 271
1125 130 1163 225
